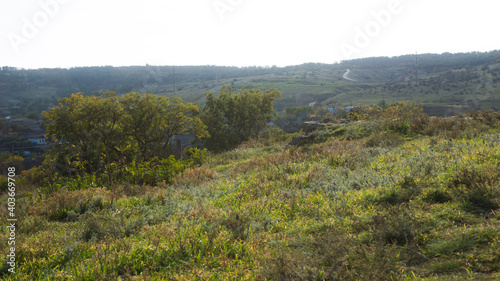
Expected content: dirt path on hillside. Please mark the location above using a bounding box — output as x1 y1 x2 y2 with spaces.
343 69 357 82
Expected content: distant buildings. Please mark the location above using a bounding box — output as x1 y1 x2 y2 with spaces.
26 135 47 145
4 117 47 146
327 108 338 114
344 106 355 113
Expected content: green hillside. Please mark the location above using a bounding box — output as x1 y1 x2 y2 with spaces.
2 110 500 280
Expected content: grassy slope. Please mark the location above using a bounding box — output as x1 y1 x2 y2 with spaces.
2 120 500 280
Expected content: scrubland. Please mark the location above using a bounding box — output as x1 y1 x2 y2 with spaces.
2 110 500 280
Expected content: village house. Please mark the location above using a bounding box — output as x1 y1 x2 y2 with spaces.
327 108 338 114
4 117 47 146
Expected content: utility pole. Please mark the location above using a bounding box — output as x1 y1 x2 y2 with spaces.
414 52 419 81
173 65 176 95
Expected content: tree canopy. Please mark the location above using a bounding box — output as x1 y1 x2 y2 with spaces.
200 85 282 152
42 91 207 178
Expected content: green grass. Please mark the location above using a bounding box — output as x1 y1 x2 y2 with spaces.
2 117 500 279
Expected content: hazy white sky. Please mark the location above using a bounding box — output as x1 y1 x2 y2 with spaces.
1 0 499 69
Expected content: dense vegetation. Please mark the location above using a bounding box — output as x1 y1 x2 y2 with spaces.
9 87 281 191
2 97 500 279
21 91 205 189
200 85 282 152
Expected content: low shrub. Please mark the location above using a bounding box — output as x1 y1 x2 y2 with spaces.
24 154 190 193
303 122 378 146
424 188 452 204
412 116 490 138
81 212 123 242
80 211 147 242
260 126 292 143
18 216 47 234
184 147 210 167
370 207 418 247
302 124 347 145
375 176 420 206
448 167 500 214
0 176 7 193
465 110 500 127
30 187 113 221
122 156 186 186
383 119 411 135
114 182 153 197
365 131 405 147
221 213 250 241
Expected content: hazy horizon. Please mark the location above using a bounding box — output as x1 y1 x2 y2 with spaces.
2 0 499 69
4 49 500 71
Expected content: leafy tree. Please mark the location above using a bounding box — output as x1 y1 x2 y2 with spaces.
0 119 9 134
285 105 314 116
346 110 366 122
42 91 125 176
379 102 426 135
121 93 207 160
378 99 388 109
381 102 426 120
314 107 328 117
200 85 282 152
41 91 207 183
25 112 40 119
0 153 24 174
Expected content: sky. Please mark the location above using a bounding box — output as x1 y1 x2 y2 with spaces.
1 0 499 69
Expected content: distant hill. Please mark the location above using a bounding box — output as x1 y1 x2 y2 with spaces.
2 50 500 117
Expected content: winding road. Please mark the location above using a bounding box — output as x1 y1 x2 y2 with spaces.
343 69 357 82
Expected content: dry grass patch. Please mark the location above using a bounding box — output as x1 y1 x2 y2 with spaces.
171 166 217 188
113 182 157 197
29 187 113 221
